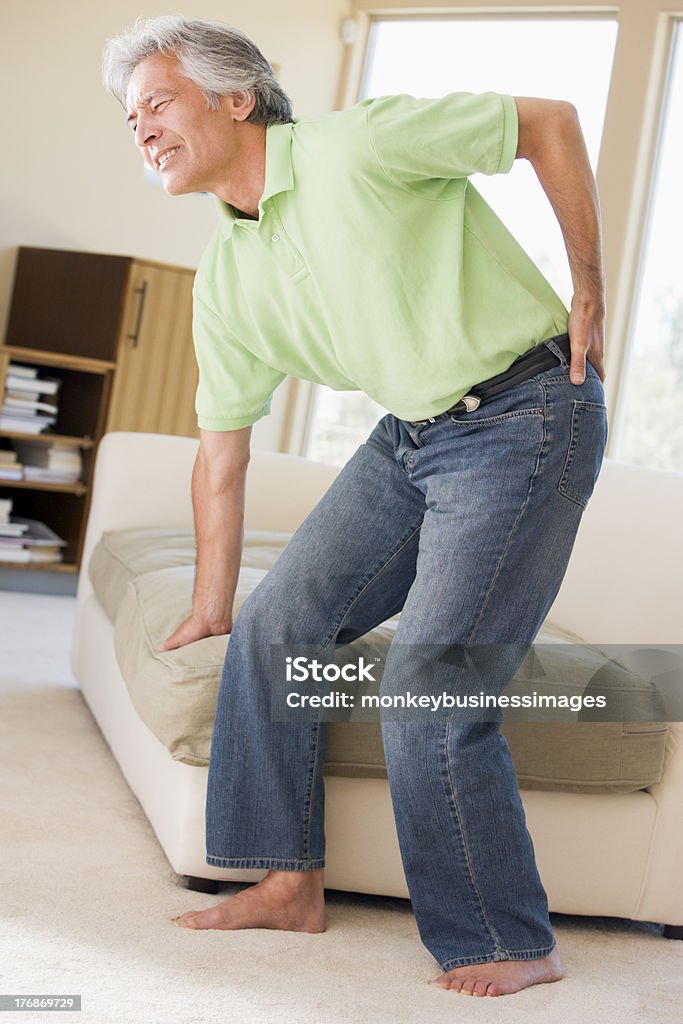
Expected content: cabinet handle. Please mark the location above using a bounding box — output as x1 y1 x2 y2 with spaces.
128 281 148 348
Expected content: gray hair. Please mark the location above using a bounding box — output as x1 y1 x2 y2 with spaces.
102 15 293 125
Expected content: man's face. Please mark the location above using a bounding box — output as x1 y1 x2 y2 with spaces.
126 52 245 196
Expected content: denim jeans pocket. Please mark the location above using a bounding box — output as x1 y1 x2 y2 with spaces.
558 400 608 508
445 376 545 428
447 406 544 427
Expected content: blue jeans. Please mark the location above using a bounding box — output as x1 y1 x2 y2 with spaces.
205 335 608 971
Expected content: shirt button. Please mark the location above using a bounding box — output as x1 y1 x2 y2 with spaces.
271 234 280 243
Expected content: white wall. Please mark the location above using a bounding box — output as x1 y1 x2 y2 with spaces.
3 0 674 455
0 0 349 378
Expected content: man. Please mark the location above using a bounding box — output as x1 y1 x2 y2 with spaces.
104 16 608 998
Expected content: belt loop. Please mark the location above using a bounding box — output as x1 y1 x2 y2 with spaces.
543 333 571 368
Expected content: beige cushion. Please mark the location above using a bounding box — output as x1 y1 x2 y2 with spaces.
324 720 668 792
89 529 196 622
94 529 668 792
89 527 290 622
114 564 261 767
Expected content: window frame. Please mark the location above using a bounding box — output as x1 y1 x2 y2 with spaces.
293 2 682 464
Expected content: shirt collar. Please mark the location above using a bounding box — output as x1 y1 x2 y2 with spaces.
217 120 295 239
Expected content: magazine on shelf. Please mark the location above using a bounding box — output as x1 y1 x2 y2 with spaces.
0 517 66 564
0 451 24 479
10 442 82 484
0 549 63 564
0 518 66 547
12 441 81 470
7 364 39 379
0 548 61 564
24 546 63 564
23 467 80 484
0 547 32 563
0 522 29 537
0 414 56 434
3 394 59 415
5 374 61 396
3 365 62 435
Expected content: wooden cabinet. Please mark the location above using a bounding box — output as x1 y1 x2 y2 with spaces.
0 246 199 573
106 262 198 436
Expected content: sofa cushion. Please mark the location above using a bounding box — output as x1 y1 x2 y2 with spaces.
89 527 290 622
114 564 263 767
325 720 668 793
102 529 668 793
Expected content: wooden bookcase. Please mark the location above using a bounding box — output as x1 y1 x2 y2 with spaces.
0 246 199 573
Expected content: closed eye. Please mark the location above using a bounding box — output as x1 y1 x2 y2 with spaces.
127 91 176 132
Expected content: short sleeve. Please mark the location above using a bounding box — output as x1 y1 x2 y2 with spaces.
192 293 286 431
365 92 518 187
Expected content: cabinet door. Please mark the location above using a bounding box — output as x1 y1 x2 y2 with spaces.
106 263 199 437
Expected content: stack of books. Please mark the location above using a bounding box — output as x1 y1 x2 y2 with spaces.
0 516 66 565
0 450 23 481
0 363 61 434
0 498 18 530
12 442 82 484
0 499 30 555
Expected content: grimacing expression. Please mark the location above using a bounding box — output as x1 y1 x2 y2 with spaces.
125 52 251 196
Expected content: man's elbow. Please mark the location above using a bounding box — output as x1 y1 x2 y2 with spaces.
514 97 579 162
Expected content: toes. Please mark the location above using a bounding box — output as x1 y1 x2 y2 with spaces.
431 974 462 991
171 912 199 929
431 957 563 998
431 972 494 996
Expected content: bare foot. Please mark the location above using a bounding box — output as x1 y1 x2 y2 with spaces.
171 869 325 933
431 946 563 997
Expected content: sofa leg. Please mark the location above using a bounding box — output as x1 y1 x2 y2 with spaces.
663 924 683 940
185 876 220 894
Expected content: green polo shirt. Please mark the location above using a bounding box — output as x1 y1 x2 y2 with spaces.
193 91 569 430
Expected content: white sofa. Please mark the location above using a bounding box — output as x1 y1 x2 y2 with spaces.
72 431 683 936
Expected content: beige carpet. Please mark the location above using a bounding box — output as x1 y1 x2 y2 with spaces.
1 592 682 1024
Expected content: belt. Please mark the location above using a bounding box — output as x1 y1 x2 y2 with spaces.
411 333 572 426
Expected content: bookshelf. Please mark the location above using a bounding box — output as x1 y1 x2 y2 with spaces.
0 345 114 571
1 246 199 573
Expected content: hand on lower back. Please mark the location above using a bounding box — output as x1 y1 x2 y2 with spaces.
567 296 606 384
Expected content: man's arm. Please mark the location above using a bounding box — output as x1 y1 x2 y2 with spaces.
160 425 252 651
514 96 606 384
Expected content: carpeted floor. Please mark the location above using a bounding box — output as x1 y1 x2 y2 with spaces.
1 591 681 1024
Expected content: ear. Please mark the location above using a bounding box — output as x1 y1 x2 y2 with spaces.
229 90 257 122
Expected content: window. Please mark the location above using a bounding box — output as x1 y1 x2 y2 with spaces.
614 23 683 473
305 15 618 465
